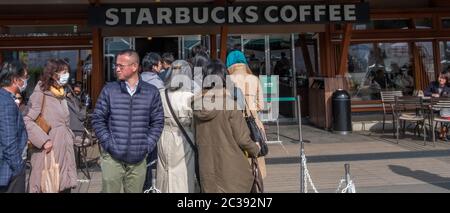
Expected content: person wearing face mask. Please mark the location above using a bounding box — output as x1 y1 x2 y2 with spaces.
0 61 29 193
15 93 26 112
24 59 77 193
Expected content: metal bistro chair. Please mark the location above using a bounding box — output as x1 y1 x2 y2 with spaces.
430 97 450 146
394 96 427 144
73 119 99 180
380 90 403 134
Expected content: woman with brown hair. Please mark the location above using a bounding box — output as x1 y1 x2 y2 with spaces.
24 59 77 193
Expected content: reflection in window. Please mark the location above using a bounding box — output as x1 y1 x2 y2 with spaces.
0 25 91 38
352 19 411 30
184 35 202 59
1 49 88 99
414 18 433 29
243 35 266 76
442 18 450 28
103 37 134 82
347 43 413 100
440 41 450 72
416 42 435 82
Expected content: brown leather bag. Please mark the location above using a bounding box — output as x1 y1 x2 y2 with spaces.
36 93 51 134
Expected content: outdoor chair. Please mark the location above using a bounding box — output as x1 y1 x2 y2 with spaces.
380 90 403 134
394 96 428 144
73 116 99 180
430 97 450 146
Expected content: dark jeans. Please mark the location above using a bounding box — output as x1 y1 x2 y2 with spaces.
0 169 26 193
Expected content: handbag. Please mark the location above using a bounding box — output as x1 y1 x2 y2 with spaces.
28 93 51 151
242 97 269 157
164 89 201 191
40 151 60 193
36 93 51 134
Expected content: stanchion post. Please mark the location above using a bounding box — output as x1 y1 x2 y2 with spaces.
344 163 350 193
297 95 303 143
298 95 305 193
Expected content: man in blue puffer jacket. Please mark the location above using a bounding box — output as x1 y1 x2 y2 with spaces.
92 49 164 193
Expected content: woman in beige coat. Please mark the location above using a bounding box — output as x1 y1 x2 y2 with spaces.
156 60 197 193
24 59 77 193
226 50 267 178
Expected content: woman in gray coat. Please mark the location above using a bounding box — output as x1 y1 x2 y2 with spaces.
24 59 77 193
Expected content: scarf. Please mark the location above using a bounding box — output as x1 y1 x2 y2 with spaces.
50 86 65 98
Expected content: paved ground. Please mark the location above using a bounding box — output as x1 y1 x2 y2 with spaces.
68 123 450 193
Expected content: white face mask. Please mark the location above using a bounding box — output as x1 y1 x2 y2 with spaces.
15 78 28 93
57 73 70 86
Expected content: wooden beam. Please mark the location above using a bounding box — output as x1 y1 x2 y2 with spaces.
76 50 83 82
215 0 228 63
318 26 333 77
299 34 314 77
219 26 228 62
431 0 450 7
210 34 217 59
338 23 352 76
433 39 441 79
0 36 92 49
91 27 103 106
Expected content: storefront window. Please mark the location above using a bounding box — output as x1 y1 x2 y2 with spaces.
440 41 450 71
293 34 317 77
352 19 411 30
269 34 294 118
347 42 412 100
1 49 89 99
0 25 91 38
416 42 435 82
183 35 202 59
103 37 134 82
214 35 242 58
243 34 266 76
441 18 450 29
414 18 433 29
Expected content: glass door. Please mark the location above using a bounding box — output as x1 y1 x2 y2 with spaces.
269 34 295 120
243 34 266 76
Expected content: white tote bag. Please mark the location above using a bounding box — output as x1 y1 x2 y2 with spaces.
40 151 60 193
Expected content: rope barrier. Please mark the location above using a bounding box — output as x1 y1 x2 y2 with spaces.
301 153 318 193
144 186 161 193
335 178 356 193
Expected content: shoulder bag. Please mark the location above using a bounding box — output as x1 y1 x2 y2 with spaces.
164 89 201 191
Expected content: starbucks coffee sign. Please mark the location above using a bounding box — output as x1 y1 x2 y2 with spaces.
88 2 369 26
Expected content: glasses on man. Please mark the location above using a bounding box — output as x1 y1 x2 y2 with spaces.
113 63 135 70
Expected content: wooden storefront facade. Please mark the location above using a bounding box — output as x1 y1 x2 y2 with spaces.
1 0 450 128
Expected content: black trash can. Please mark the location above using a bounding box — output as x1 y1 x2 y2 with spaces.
332 89 352 135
